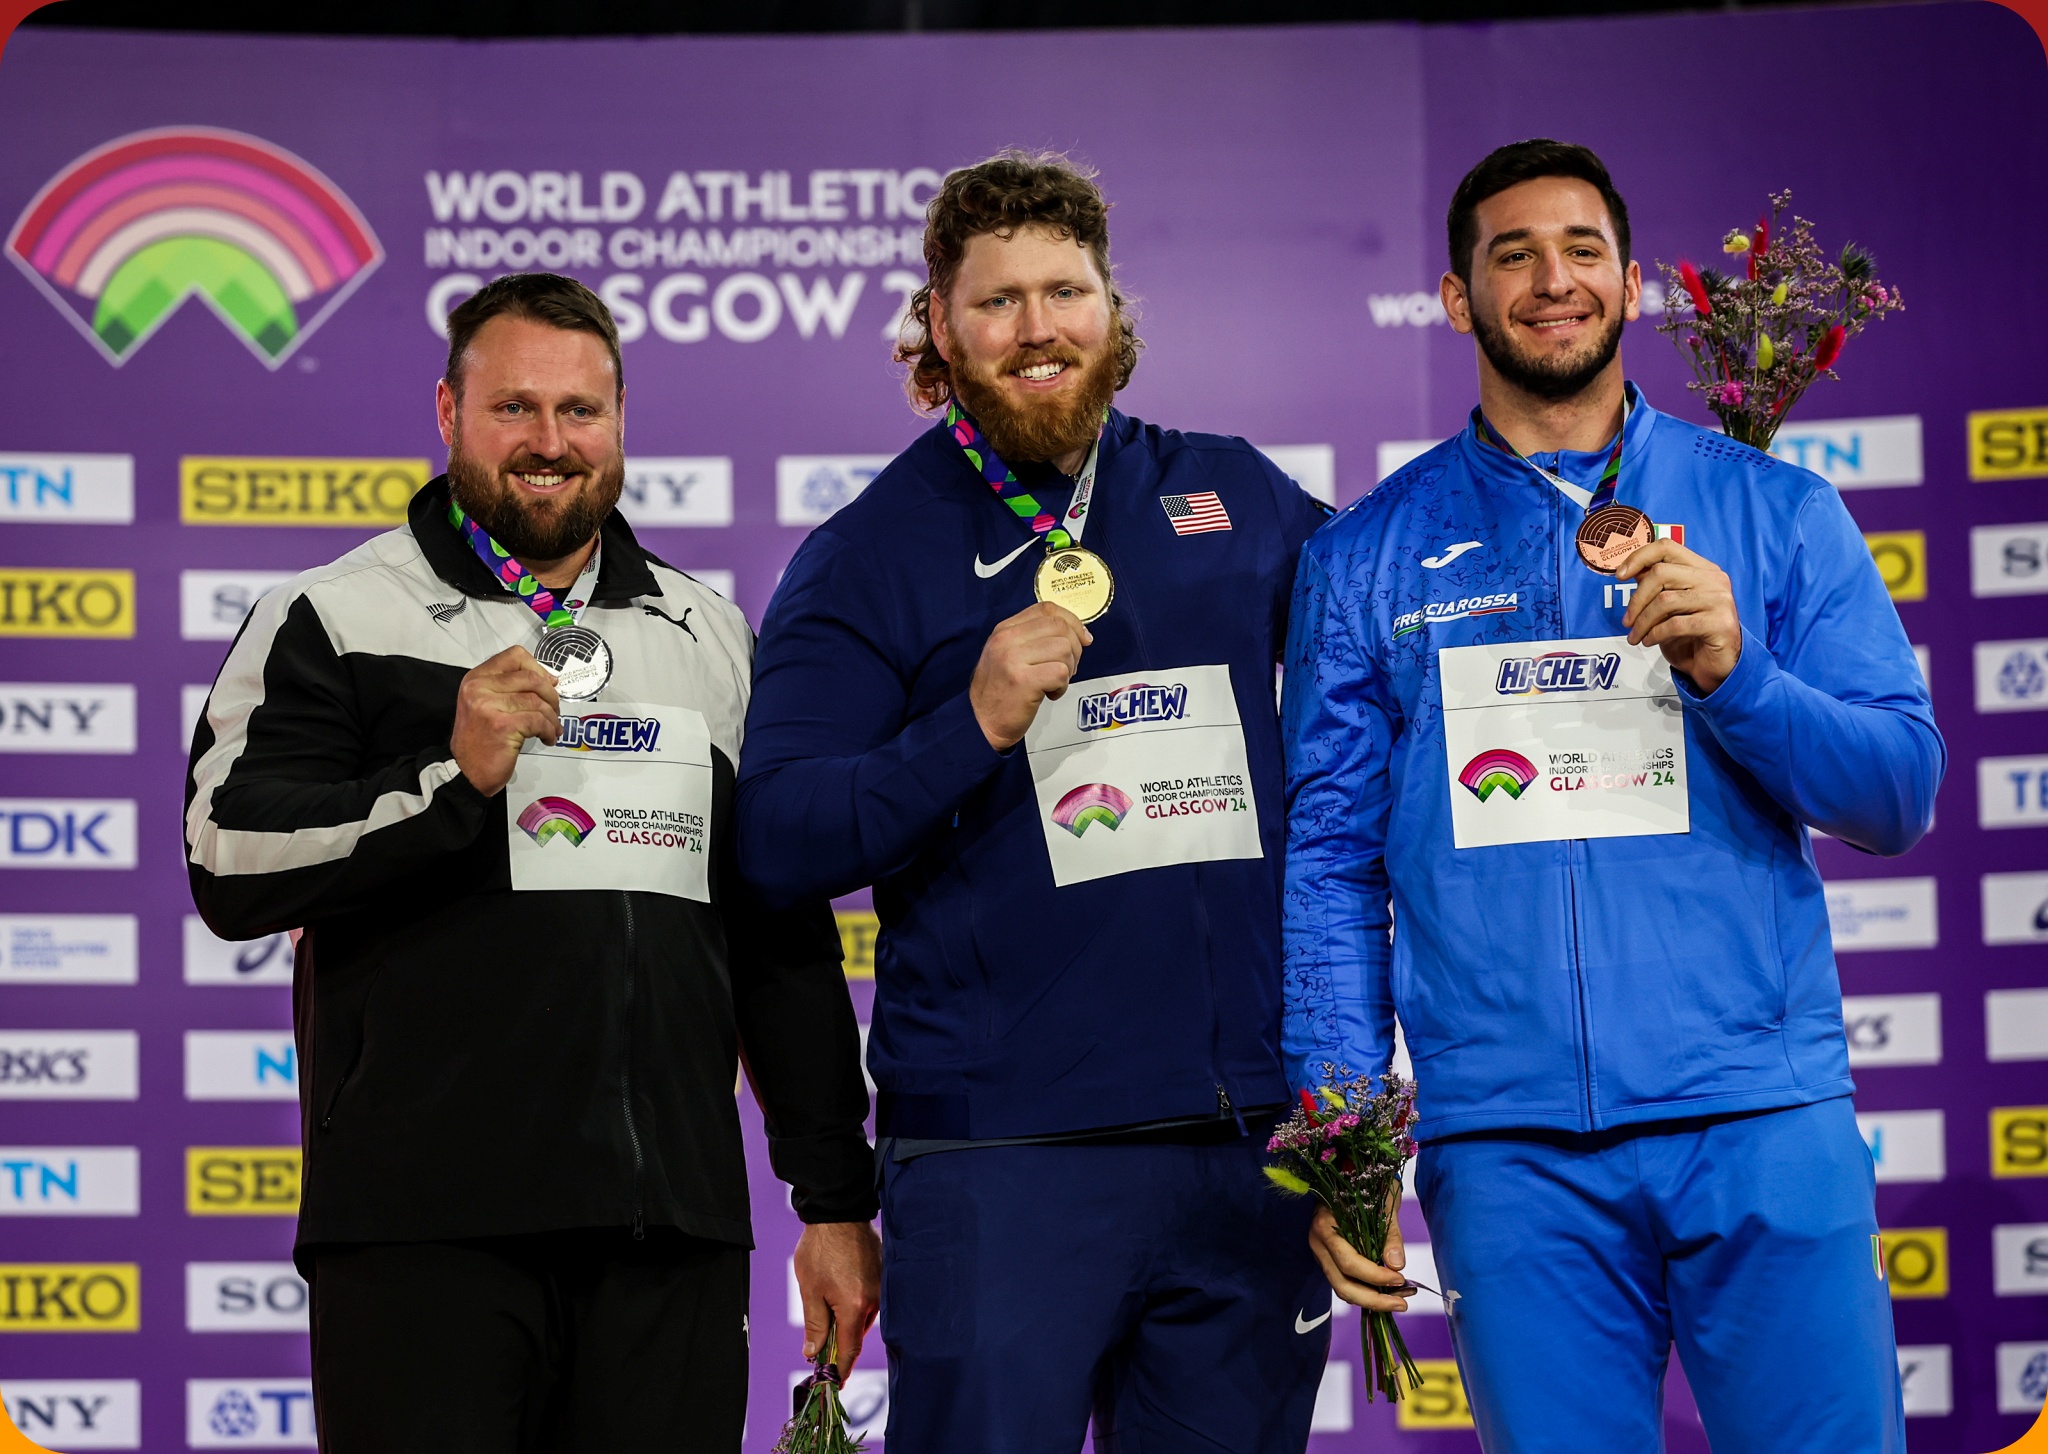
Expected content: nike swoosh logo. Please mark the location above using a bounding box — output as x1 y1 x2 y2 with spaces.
973 538 1037 578
1294 1307 1333 1334
1422 541 1483 569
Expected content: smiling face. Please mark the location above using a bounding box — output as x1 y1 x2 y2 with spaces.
435 312 625 568
931 224 1119 466
1446 175 1641 403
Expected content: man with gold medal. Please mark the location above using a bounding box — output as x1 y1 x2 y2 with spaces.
738 152 1336 1451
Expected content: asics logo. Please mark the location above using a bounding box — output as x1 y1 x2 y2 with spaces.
1294 1306 1333 1334
1422 541 1483 569
974 539 1036 578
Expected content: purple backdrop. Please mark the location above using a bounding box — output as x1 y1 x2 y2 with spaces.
0 4 2044 1449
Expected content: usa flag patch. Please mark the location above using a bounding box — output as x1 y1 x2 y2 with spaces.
1160 492 1231 535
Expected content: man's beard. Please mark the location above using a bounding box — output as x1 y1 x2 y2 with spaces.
948 328 1121 465
447 442 624 563
1471 305 1624 403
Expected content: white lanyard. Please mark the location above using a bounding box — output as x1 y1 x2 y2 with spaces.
1508 394 1633 511
1051 435 1105 547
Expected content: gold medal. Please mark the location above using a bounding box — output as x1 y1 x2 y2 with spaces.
1034 545 1114 624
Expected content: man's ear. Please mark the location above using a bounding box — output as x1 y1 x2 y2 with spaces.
1621 259 1643 324
435 377 458 448
928 289 952 364
1440 271 1475 338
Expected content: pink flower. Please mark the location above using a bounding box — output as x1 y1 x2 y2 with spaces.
1679 261 1712 317
1686 334 1703 351
1321 1147 1337 1162
1709 381 1746 408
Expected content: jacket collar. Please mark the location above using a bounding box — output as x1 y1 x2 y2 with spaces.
1458 381 1656 493
408 474 661 604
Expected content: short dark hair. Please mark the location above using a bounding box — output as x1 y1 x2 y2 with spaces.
895 149 1142 413
444 272 622 398
1446 140 1631 286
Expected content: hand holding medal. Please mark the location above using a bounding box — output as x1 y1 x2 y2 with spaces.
450 645 562 796
1615 538 1743 695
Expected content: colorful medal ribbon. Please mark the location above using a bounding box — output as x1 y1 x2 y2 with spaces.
446 499 596 629
1471 392 1631 512
944 400 1103 548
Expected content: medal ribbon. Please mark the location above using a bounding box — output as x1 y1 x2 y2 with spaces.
446 499 600 631
944 401 1104 549
1472 392 1631 512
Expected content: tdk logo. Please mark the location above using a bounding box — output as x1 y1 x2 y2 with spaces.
0 799 138 868
559 714 661 752
1495 652 1620 695
1078 682 1188 732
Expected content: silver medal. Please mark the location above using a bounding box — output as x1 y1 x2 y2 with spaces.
535 625 612 700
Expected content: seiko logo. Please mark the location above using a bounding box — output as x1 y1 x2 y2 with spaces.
1078 682 1187 732
0 1265 140 1329
1495 652 1620 695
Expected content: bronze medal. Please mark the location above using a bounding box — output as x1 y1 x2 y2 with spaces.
1575 504 1654 575
1034 545 1114 624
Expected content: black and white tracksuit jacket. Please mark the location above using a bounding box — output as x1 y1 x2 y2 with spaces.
185 478 875 1258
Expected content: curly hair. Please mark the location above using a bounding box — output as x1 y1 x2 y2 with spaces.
895 150 1142 413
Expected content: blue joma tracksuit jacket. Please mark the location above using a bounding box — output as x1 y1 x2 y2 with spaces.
1280 385 1945 1139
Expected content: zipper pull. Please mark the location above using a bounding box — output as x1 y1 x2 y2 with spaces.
1217 1084 1247 1135
632 1211 645 1241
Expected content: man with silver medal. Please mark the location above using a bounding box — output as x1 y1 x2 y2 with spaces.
185 273 878 1453
739 153 1336 1453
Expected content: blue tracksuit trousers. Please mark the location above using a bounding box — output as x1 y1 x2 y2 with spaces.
878 1132 1328 1453
1415 1097 1906 1453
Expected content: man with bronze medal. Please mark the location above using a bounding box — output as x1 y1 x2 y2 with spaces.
186 274 879 1453
1282 142 1943 1452
739 153 1335 1450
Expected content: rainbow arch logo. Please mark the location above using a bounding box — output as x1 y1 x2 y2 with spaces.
1458 749 1537 802
1051 782 1134 838
6 126 383 369
517 796 596 847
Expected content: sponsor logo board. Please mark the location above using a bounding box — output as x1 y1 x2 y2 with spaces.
0 1031 137 1099
1770 415 1922 489
1896 1346 1952 1417
1988 987 2048 1061
1982 875 2048 947
0 799 137 869
186 1147 301 1214
1825 877 1938 951
181 458 427 525
0 1148 138 1215
187 1380 317 1447
1856 1110 1945 1182
1996 1342 2048 1416
186 1262 309 1332
1976 639 2048 712
0 1264 139 1330
1980 755 2048 829
1972 522 2048 597
183 916 294 986
185 1032 298 1100
1970 407 2048 481
183 683 211 743
0 569 134 638
1863 531 1925 602
1396 1360 1473 1430
1993 1107 2048 1178
1842 993 1941 1067
0 1379 140 1447
0 684 136 753
180 571 292 641
617 457 734 527
1310 1360 1352 1433
1376 439 1442 481
0 454 133 524
681 569 735 602
0 914 137 984
836 910 876 980
7 127 382 370
1880 1227 1948 1298
775 456 886 525
1256 444 1336 505
1994 1223 2048 1297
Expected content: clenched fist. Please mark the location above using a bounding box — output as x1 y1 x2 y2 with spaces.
970 602 1093 751
451 646 561 796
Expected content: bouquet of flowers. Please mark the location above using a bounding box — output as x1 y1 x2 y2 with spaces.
1265 1069 1424 1402
772 1321 867 1454
1656 190 1903 450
